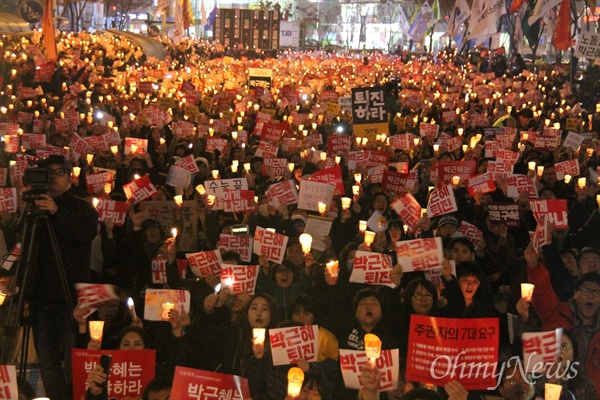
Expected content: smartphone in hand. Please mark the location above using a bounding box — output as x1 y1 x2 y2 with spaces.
98 354 112 388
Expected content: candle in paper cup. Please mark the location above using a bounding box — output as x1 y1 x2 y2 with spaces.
287 367 305 397
288 162 295 172
545 383 562 400
522 133 529 141
161 302 175 320
111 145 119 154
104 183 112 195
364 333 382 364
457 128 464 136
359 220 368 234
528 161 536 171
578 177 587 188
212 170 219 179
354 173 362 184
319 152 327 161
253 328 266 345
244 163 251 172
364 231 376 246
451 175 460 185
433 144 440 152
195 184 206 195
86 154 94 164
352 185 360 196
326 260 339 277
207 195 216 207
537 166 544 177
521 283 535 300
231 164 238 173
341 197 352 209
73 166 81 177
564 175 572 184
318 202 327 215
224 277 234 288
0 292 5 306
299 233 313 254
554 123 561 130
89 321 104 341
335 156 341 165
174 195 183 206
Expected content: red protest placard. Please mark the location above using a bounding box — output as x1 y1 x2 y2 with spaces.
253 227 289 264
530 199 568 229
437 161 476 184
220 263 259 295
0 188 17 213
72 349 156 400
175 154 200 174
396 237 444 272
86 172 113 194
75 283 120 309
269 324 318 365
522 329 561 372
350 251 395 288
186 250 223 278
488 203 520 227
427 185 458 217
467 173 496 196
457 221 483 245
171 366 250 400
96 199 128 226
265 180 298 208
327 134 352 156
406 315 499 390
123 175 158 203
309 166 344 194
382 170 418 196
261 122 284 145
339 349 400 391
390 193 421 231
218 234 253 263
222 190 255 213
554 159 579 180
0 364 17 399
35 62 55 82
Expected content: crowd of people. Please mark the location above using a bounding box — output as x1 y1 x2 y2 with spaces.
1 29 600 400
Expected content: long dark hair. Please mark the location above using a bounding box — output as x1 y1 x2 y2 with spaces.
402 278 438 315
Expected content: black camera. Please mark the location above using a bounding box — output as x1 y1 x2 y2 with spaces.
22 168 51 202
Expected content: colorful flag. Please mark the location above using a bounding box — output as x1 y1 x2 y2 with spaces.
553 0 571 50
446 0 471 36
468 0 507 44
205 7 217 31
509 0 528 13
528 0 563 25
398 6 412 35
408 1 436 39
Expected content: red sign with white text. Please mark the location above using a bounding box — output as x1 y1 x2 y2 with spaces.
170 366 250 400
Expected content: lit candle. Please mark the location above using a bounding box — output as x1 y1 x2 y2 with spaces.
364 333 382 365
528 161 536 171
545 383 562 400
244 163 251 173
253 328 266 345
73 166 81 177
110 145 119 154
433 144 440 152
537 166 544 177
288 163 295 172
0 292 6 306
196 184 206 196
92 198 99 208
335 156 341 165
212 170 219 179
207 195 216 207
553 123 561 130
578 177 587 188
127 297 137 321
352 185 360 196
521 283 535 300
341 197 352 209
104 183 112 195
451 175 460 185
364 231 376 246
354 173 362 184
317 202 327 215
564 174 572 184
161 302 175 320
287 367 305 397
299 233 313 254
86 154 93 164
326 260 339 277
457 128 463 136
89 321 105 341
359 220 367 234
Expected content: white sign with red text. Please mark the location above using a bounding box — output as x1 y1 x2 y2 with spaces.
253 227 288 264
269 324 319 365
396 237 444 272
186 250 223 278
340 349 399 391
350 251 395 288
220 263 259 296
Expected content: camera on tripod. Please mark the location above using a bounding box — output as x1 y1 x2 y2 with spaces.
22 168 51 203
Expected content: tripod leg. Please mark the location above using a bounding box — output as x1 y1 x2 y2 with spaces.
41 216 75 313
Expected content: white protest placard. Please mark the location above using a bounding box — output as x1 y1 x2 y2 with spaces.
297 180 335 212
506 174 538 199
562 131 584 151
253 227 288 264
144 289 191 321
395 237 444 272
166 165 191 189
186 250 223 278
350 251 395 288
0 188 17 213
22 133 46 150
255 141 278 158
75 283 120 310
265 180 298 208
367 210 388 233
0 365 18 400
522 329 562 372
218 234 253 262
269 324 319 365
339 349 399 391
220 263 259 295
175 154 200 173
204 178 249 210
456 221 483 245
554 159 580 180
427 184 458 217
574 30 600 60
391 194 421 232
304 215 333 252
531 214 552 252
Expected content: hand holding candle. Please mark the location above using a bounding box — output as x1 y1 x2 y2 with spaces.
126 297 137 321
253 328 266 345
299 233 312 254
521 283 534 300
89 321 104 342
364 333 382 366
364 231 376 246
287 367 305 397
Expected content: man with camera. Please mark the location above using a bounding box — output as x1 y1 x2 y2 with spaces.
23 155 98 400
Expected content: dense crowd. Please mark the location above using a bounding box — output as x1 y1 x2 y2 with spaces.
1 31 600 400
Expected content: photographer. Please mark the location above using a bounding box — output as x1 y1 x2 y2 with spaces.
23 155 98 400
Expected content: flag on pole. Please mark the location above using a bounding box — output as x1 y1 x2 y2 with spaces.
509 0 528 13
201 0 207 27
173 0 184 44
205 7 217 31
42 0 56 63
408 1 436 40
553 0 571 50
521 0 542 46
528 0 563 25
468 0 507 45
399 6 412 35
446 0 471 37
182 0 194 30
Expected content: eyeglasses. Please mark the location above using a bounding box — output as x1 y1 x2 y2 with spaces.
413 292 433 300
577 288 600 298
49 168 68 177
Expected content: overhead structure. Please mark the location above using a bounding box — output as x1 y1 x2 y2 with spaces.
105 29 168 60
0 13 34 36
